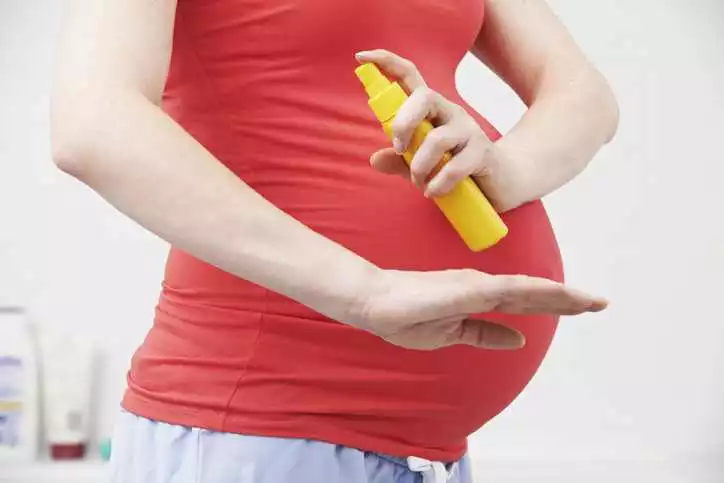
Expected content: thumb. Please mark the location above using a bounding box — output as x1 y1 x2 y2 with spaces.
370 148 409 178
456 318 526 350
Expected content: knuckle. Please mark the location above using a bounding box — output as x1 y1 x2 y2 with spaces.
435 171 456 188
443 163 466 180
391 116 410 135
512 274 532 285
410 162 427 178
421 87 438 104
470 140 495 169
459 268 481 283
500 275 525 294
402 58 418 73
477 137 494 154
451 103 468 117
426 129 446 147
554 283 570 297
452 269 482 296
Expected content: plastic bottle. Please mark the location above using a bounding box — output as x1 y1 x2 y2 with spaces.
39 333 94 460
355 63 508 251
99 438 112 462
0 307 39 463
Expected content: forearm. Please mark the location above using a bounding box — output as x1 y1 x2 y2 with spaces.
469 0 619 211
493 68 619 208
52 91 377 323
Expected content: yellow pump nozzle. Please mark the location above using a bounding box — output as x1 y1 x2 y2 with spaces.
355 63 409 125
355 63 391 98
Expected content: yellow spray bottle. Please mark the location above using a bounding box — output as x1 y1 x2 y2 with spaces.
355 63 508 251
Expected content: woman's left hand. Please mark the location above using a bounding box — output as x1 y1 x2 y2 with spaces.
355 49 523 212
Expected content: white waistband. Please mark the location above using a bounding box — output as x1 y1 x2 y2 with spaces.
407 456 457 483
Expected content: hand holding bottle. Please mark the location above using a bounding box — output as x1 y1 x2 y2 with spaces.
356 49 524 213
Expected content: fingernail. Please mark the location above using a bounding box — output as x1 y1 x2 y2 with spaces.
513 332 526 349
411 173 424 190
508 332 526 349
590 299 609 312
355 51 371 58
487 331 526 351
393 138 404 154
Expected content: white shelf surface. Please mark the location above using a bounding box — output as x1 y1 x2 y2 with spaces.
0 461 110 483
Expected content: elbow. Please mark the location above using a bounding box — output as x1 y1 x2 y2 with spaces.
50 102 101 180
541 63 620 144
51 89 148 180
605 93 620 143
580 68 619 144
595 74 619 143
51 132 88 179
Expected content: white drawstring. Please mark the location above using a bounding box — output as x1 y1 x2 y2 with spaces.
407 456 456 483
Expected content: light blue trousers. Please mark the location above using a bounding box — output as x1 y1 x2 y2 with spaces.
111 411 473 483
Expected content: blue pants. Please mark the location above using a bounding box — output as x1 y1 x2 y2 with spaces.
111 411 473 483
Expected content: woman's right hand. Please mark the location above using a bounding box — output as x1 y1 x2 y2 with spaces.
346 269 607 350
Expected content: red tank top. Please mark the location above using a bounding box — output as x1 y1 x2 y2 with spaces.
122 0 563 462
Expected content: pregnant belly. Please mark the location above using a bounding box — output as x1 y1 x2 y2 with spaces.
139 281 559 460
152 181 562 456
147 72 562 458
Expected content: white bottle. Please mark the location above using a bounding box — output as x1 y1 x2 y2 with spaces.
40 333 94 460
0 307 39 463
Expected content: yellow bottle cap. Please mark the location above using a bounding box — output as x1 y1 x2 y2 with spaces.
355 63 392 98
355 63 408 123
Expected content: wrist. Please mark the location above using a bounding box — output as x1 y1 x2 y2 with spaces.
323 256 382 327
475 140 532 212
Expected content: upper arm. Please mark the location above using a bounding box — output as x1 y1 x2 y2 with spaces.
51 0 177 164
53 0 176 114
472 0 597 105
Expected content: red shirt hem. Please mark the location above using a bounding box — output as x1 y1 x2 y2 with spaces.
121 388 468 463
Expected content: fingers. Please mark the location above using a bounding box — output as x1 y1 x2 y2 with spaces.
391 87 455 153
370 148 408 177
408 270 607 322
486 275 609 315
355 49 427 91
355 50 457 152
356 269 605 352
356 49 488 195
382 315 525 351
408 124 466 189
455 318 526 350
374 126 494 195
424 140 486 197
437 270 607 317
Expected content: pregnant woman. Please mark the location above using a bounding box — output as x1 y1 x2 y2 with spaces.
51 0 618 481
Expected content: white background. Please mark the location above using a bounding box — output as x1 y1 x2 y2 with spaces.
1 0 723 482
